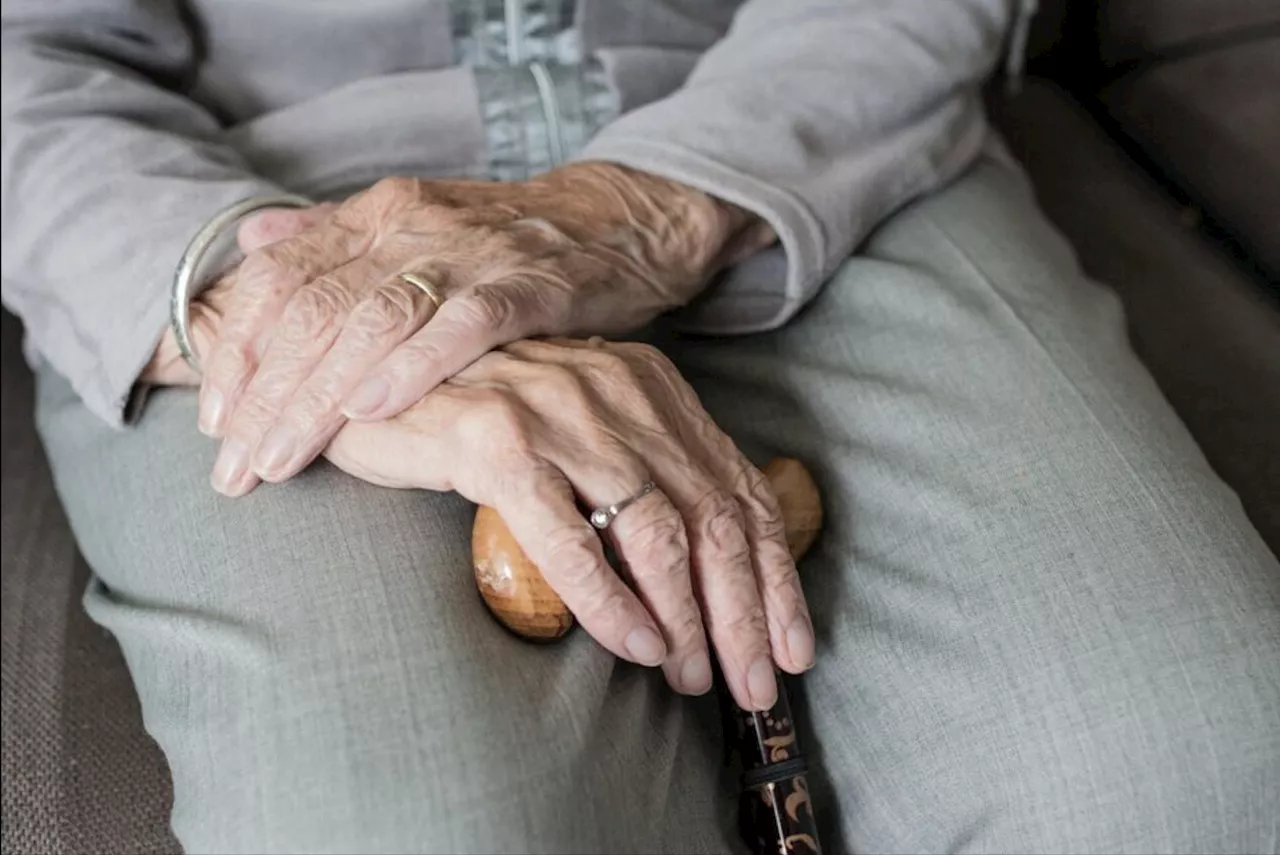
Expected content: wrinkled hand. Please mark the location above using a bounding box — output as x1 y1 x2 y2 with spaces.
323 338 814 711
195 164 775 497
142 203 337 386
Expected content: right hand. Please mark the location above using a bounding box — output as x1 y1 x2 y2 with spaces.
323 338 816 711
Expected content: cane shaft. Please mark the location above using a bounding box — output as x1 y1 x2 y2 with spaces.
736 676 821 854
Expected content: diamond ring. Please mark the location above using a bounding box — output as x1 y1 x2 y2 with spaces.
589 481 657 530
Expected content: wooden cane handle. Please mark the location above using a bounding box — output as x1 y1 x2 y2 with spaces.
472 457 822 641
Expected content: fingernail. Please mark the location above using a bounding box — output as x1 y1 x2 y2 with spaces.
679 651 713 694
623 627 667 666
786 617 816 671
254 425 297 476
747 658 778 710
211 439 249 494
198 387 225 436
344 376 389 419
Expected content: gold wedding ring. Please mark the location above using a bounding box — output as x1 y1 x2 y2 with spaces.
398 272 445 309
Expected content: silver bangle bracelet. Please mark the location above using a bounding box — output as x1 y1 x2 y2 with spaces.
170 193 314 374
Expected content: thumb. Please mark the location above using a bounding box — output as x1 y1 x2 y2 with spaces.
237 202 339 254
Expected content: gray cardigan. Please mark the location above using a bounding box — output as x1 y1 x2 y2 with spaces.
1 0 1027 426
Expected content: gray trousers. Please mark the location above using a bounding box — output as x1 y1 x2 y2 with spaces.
36 156 1280 854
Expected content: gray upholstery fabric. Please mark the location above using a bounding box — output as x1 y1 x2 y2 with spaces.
992 80 1280 550
1 310 179 855
1096 0 1280 64
1100 36 1280 278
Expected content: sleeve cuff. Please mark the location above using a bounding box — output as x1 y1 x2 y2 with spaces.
576 136 829 334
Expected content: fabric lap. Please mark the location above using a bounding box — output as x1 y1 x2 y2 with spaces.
33 154 1280 853
660 155 1278 852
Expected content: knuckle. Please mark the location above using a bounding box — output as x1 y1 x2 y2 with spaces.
754 504 789 547
237 248 280 282
473 223 520 253
353 286 418 337
463 396 534 457
722 603 769 641
511 216 572 247
576 583 629 624
615 341 676 376
244 245 304 291
739 470 788 544
765 563 804 608
365 176 421 208
671 610 705 647
543 526 605 590
627 513 688 580
207 340 255 384
290 384 342 425
453 291 514 335
392 339 445 378
229 392 279 435
695 490 748 553
281 284 346 342
583 348 640 389
526 362 583 402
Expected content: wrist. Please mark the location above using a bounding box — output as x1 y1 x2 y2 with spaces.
543 162 776 295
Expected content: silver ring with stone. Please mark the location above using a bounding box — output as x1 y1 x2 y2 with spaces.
170 193 314 374
589 481 657 530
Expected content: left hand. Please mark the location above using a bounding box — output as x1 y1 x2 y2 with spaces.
197 164 775 497
141 202 338 386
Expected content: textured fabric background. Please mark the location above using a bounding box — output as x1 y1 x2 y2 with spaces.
1 309 179 855
1100 36 1280 278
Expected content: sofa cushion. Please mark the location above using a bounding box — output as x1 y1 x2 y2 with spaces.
1098 0 1280 65
0 310 179 854
990 79 1280 553
1100 36 1280 278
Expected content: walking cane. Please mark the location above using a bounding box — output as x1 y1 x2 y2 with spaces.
471 458 824 854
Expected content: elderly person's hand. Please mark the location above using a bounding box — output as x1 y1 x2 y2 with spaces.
194 164 775 496
318 337 814 711
142 203 338 386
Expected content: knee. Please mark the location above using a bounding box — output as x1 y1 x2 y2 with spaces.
947 661 1278 852
829 590 1279 854
160 611 626 854
76 471 627 852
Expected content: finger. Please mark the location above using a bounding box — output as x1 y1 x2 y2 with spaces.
604 486 711 695
251 271 442 482
141 301 218 387
511 339 775 708
714 452 813 675
211 255 390 496
322 384 478 493
493 464 667 668
625 344 813 675
652 456 776 711
343 284 533 421
236 203 339 254
199 213 373 438
545 437 710 696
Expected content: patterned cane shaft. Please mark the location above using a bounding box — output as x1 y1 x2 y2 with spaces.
736 676 822 855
